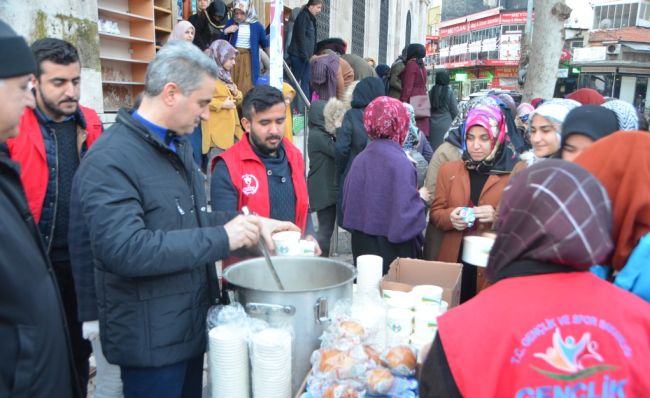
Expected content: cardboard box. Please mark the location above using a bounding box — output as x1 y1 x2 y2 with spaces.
381 258 463 308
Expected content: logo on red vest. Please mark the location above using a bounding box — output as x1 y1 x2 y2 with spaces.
532 328 615 380
242 174 259 196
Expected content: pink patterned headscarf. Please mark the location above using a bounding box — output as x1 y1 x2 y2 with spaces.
363 96 410 145
208 39 238 84
462 104 518 174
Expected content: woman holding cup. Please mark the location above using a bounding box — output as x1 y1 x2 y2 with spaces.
430 105 516 302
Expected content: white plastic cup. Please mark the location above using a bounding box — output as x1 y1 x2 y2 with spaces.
272 231 301 256
383 290 415 310
414 314 439 335
462 236 495 267
298 239 316 256
356 254 383 292
386 308 414 338
412 285 443 307
410 330 436 352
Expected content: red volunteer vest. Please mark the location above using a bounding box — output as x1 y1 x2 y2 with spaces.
438 272 650 398
8 105 102 223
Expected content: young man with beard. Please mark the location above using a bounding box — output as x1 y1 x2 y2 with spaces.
0 21 80 397
5 38 101 395
211 85 321 256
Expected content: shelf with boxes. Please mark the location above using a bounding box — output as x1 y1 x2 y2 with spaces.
98 0 156 112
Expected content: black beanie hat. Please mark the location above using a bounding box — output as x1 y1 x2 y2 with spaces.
561 105 619 142
0 20 36 79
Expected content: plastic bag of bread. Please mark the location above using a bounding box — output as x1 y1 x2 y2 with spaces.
366 367 419 397
381 345 417 377
310 347 368 381
366 367 395 395
320 318 366 352
305 377 365 398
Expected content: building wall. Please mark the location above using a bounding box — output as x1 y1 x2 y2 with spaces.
1 0 429 118
0 0 103 113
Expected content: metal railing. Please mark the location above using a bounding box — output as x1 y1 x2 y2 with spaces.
282 59 339 257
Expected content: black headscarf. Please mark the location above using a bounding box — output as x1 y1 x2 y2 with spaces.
405 43 425 62
561 105 619 143
487 160 613 283
430 70 450 110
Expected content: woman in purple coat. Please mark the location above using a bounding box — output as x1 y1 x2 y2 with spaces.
342 96 429 273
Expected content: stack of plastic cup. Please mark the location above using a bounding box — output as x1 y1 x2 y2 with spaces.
208 325 250 398
250 328 292 398
356 255 383 296
410 285 444 350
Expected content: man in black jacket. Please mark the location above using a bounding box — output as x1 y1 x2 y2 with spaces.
0 19 80 397
287 0 322 98
74 40 297 397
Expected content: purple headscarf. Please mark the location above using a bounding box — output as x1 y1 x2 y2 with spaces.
208 39 238 84
487 159 613 282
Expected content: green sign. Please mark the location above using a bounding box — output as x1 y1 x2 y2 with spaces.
455 73 468 82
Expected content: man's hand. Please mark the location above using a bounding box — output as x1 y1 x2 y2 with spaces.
473 205 496 224
450 207 468 231
304 234 322 256
224 25 239 34
224 215 261 251
258 217 300 252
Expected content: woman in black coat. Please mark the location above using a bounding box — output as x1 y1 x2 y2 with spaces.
428 70 458 152
334 77 386 226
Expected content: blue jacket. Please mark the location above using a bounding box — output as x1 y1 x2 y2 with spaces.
222 19 269 88
615 233 650 302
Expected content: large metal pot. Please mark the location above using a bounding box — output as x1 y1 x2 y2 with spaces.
223 256 356 394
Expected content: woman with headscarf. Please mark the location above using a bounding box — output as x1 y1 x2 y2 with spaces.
513 99 579 171
430 105 518 301
602 99 639 131
428 70 458 152
420 160 650 398
335 77 386 226
222 0 269 96
422 96 498 260
560 105 619 162
203 40 243 176
566 87 605 105
403 103 433 188
575 132 650 302
342 96 428 274
168 20 195 43
191 0 228 51
400 43 430 136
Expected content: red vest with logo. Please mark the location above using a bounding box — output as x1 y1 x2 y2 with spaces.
438 272 650 398
217 133 309 231
8 105 102 223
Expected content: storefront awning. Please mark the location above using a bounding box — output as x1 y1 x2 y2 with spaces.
622 43 650 51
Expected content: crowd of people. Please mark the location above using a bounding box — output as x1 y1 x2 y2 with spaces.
1 0 650 396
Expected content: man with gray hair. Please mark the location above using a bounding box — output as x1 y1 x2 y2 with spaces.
74 40 297 397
